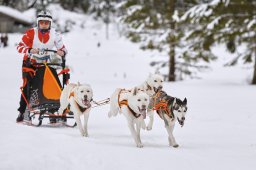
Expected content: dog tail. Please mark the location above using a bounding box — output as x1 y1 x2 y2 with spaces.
108 88 122 118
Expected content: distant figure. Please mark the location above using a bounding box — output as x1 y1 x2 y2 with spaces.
97 42 101 48
2 34 8 47
0 34 3 48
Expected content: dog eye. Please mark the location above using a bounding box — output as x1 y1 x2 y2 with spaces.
81 90 84 93
144 99 147 101
154 80 157 82
87 90 90 92
160 80 163 82
137 99 141 102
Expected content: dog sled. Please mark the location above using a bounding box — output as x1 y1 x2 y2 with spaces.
20 49 76 127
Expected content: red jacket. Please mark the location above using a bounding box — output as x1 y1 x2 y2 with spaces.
17 27 67 60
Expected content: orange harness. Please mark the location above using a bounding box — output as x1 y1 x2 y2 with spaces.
117 89 130 108
117 89 140 118
152 92 173 119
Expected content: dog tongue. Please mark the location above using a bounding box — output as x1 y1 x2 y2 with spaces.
142 110 146 119
82 100 91 108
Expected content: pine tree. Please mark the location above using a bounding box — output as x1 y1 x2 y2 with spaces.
182 0 256 84
118 0 212 81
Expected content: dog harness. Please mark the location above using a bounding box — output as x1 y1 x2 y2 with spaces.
118 89 141 118
69 92 88 113
151 91 174 120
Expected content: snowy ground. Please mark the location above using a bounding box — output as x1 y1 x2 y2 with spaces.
0 19 256 170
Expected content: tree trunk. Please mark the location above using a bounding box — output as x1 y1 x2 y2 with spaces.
252 44 256 84
168 0 176 81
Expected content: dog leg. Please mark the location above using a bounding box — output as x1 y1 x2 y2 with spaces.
70 98 85 136
73 111 85 137
146 109 154 130
135 122 143 146
141 119 146 130
58 96 69 115
83 108 91 137
164 119 178 147
136 116 146 130
127 120 143 148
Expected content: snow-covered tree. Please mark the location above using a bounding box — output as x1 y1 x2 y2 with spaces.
182 0 256 84
118 0 213 81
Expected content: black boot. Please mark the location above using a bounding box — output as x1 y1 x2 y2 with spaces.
49 118 57 124
16 112 24 122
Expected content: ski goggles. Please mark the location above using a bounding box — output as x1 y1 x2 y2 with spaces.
39 20 50 25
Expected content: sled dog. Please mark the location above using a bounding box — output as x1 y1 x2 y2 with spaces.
136 73 164 130
149 90 187 147
108 88 150 148
59 83 93 137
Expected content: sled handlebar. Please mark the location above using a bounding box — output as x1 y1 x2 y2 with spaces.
32 63 63 67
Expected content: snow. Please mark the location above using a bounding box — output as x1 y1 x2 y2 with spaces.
0 5 33 24
1 8 256 170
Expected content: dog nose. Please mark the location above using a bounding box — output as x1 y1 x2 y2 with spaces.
158 85 163 89
181 117 185 121
84 95 87 100
141 105 146 109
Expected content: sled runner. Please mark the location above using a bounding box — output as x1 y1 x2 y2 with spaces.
20 49 76 127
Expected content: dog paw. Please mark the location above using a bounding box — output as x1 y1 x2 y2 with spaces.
172 144 179 148
83 133 89 137
146 126 152 131
136 143 144 148
80 131 88 137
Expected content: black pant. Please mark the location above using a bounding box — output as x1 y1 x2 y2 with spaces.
18 82 29 114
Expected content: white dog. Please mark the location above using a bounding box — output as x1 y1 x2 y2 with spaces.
136 73 164 130
58 83 93 137
108 88 149 148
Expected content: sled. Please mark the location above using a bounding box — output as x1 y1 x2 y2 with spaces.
21 49 76 127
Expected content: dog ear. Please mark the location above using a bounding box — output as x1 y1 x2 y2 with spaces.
133 87 138 96
173 98 177 106
183 98 187 105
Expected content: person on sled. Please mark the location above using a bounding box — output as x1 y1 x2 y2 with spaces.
16 10 67 122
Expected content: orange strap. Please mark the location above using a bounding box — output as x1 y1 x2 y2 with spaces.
119 100 128 107
69 91 74 98
22 67 36 75
58 68 70 76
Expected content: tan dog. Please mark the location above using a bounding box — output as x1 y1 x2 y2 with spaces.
58 83 93 137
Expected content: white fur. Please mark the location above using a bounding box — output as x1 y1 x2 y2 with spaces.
58 83 93 137
108 88 149 148
137 74 164 131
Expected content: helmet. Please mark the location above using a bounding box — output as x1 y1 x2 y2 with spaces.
36 10 52 29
